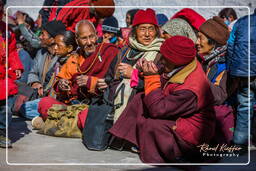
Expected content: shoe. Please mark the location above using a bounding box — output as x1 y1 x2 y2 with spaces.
31 116 45 130
131 146 140 153
0 135 12 148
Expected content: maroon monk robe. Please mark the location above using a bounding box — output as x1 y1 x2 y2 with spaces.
70 43 119 99
38 43 118 125
109 60 216 163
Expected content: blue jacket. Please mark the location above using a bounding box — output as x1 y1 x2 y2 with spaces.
227 9 256 77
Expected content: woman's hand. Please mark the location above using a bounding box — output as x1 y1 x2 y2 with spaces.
117 63 133 78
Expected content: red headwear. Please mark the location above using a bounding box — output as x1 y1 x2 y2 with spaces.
160 36 196 66
132 8 158 27
171 8 206 31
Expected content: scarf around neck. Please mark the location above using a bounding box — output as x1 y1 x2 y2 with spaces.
203 45 227 67
128 36 164 61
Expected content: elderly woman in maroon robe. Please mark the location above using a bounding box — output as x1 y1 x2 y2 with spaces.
109 36 216 163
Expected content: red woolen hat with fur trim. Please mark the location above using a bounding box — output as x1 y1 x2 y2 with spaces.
132 8 158 27
160 36 196 66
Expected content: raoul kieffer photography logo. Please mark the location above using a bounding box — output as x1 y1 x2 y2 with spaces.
197 143 243 157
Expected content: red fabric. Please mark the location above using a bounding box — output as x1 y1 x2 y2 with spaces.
93 0 115 18
48 7 58 21
171 8 206 31
109 60 215 163
47 0 58 21
77 108 88 129
55 0 96 32
132 8 158 27
70 43 118 97
0 21 23 100
38 96 88 129
160 36 196 66
167 61 215 145
38 96 65 121
212 105 234 145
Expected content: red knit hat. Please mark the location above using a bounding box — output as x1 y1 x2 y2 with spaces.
171 8 206 31
132 8 158 27
160 36 196 66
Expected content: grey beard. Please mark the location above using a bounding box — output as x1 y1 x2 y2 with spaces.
84 51 92 57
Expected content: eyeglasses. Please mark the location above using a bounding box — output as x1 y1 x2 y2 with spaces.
137 26 156 33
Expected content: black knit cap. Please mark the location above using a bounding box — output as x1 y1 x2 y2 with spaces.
102 16 119 33
42 20 66 38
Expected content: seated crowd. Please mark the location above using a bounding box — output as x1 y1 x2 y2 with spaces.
0 0 256 163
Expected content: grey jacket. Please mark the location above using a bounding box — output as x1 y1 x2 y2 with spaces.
18 24 41 48
27 48 58 87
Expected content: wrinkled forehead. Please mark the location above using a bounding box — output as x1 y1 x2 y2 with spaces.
76 24 96 37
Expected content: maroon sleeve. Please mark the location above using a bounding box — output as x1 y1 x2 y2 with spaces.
143 89 198 119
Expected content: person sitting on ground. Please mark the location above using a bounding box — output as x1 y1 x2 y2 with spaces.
36 20 119 130
29 30 78 127
196 16 234 145
161 18 197 43
109 36 216 163
16 20 66 120
96 8 164 123
197 16 230 105
27 20 66 97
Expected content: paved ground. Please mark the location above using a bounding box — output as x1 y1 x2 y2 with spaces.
1 116 256 171
0 117 150 170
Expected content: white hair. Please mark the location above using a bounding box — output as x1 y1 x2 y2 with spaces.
75 20 96 34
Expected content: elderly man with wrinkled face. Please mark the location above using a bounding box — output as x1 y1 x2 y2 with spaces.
37 20 119 129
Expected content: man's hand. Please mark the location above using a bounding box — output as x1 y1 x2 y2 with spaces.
58 79 70 91
31 82 43 96
76 75 88 87
142 61 159 76
117 63 133 78
16 11 26 25
96 79 108 92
